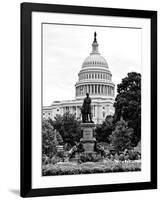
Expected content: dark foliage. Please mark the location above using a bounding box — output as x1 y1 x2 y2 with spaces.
110 119 134 153
42 120 58 157
114 72 141 144
95 115 114 143
49 112 82 146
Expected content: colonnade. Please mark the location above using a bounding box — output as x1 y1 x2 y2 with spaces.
76 84 114 97
79 73 111 81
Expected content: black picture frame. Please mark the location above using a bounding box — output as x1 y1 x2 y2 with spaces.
21 2 157 197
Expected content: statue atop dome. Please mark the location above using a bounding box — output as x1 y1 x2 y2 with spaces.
94 32 97 42
92 32 99 54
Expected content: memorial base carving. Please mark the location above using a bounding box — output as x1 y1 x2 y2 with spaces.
80 123 96 153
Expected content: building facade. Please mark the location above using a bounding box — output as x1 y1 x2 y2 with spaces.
43 33 115 124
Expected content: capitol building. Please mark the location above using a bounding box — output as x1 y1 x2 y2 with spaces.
43 32 115 124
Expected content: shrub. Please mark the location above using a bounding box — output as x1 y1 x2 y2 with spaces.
79 153 102 163
128 150 140 160
110 119 134 153
42 160 141 176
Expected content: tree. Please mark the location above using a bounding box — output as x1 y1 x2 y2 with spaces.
42 119 63 157
110 119 134 153
114 72 141 144
95 115 114 143
42 119 57 157
50 112 82 146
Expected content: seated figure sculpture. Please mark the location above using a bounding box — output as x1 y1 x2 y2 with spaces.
81 93 94 123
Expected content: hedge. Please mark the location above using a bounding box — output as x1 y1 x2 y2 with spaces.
42 160 141 176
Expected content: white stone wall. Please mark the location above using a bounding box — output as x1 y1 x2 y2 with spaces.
43 100 115 124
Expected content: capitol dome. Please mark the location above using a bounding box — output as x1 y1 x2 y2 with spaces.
82 32 109 69
75 32 115 100
82 54 109 69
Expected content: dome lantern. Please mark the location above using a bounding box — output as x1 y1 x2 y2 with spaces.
91 32 99 54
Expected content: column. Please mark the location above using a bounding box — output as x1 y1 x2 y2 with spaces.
107 86 109 95
112 87 114 96
77 87 79 96
78 86 79 96
79 86 81 96
103 85 105 95
91 85 93 94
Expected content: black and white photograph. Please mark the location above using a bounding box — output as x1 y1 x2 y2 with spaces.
42 24 142 176
20 3 157 197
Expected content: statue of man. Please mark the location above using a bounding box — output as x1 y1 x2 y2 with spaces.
81 93 93 123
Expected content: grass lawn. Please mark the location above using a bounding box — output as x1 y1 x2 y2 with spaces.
42 160 141 176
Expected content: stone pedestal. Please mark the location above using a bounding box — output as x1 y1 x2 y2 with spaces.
80 123 96 153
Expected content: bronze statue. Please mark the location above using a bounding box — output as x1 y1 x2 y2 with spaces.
81 93 93 123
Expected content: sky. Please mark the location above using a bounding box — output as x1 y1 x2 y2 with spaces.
43 23 141 106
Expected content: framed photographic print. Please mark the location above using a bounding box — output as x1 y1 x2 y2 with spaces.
21 2 157 197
